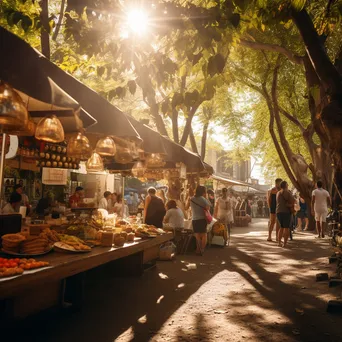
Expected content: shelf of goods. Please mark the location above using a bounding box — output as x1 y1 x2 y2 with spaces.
0 223 172 321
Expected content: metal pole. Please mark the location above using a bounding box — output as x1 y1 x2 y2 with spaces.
0 133 7 210
122 175 125 196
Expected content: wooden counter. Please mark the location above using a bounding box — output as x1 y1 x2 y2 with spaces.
0 233 172 319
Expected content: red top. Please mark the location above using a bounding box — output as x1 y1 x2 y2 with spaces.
69 194 82 207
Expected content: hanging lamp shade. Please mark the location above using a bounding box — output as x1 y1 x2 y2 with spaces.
95 136 116 157
0 81 28 131
9 117 36 136
115 146 133 164
35 114 65 143
131 161 146 178
86 151 104 172
145 153 166 168
67 132 92 160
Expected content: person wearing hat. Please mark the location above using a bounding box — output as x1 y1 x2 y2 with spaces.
69 186 84 208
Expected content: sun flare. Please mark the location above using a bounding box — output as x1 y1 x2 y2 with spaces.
126 9 149 34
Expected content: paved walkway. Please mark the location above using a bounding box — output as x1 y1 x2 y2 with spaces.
12 219 342 341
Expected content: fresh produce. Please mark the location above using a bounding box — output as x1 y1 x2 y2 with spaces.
19 258 49 270
0 257 49 278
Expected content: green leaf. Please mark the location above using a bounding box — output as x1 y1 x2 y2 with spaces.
172 93 184 108
229 13 241 28
108 89 116 101
115 86 126 99
161 99 170 115
127 80 137 95
97 66 105 77
291 0 307 11
21 16 32 32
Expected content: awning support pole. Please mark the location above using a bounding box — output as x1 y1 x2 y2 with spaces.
0 133 7 210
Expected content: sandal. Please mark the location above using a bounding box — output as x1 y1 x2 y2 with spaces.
267 238 272 242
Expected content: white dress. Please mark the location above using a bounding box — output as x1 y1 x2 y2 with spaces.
217 197 234 223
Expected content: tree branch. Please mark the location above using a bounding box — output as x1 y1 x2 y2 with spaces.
189 127 199 154
52 0 66 41
278 107 305 132
240 39 304 65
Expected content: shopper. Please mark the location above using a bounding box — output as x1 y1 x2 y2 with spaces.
12 184 30 213
114 194 125 217
157 189 167 204
190 185 211 255
144 187 166 228
296 194 309 231
276 181 295 248
163 200 185 230
267 178 282 242
311 181 331 238
2 193 22 214
207 189 215 215
98 191 112 211
69 186 84 208
214 188 233 245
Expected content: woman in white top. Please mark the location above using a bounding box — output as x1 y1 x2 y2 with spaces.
163 200 184 230
214 188 233 225
114 194 129 217
98 191 112 211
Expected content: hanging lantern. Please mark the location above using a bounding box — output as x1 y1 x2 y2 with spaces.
67 132 92 160
0 81 28 131
145 153 166 168
86 152 104 172
95 136 116 157
35 115 64 143
9 118 36 136
115 146 133 164
131 161 146 178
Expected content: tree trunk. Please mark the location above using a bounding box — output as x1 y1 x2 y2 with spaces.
52 0 66 41
171 108 179 143
149 100 169 137
39 0 50 59
201 121 209 160
291 9 342 95
189 127 199 154
180 104 200 146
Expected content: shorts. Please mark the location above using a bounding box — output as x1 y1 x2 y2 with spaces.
192 219 207 233
315 211 328 223
270 207 276 214
296 211 307 219
277 212 292 228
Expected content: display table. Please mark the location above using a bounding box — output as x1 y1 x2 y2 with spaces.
0 233 172 320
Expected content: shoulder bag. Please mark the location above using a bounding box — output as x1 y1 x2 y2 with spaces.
191 198 213 224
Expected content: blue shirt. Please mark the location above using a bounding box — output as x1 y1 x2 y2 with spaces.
190 196 211 220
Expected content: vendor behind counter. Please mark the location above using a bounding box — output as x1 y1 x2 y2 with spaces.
69 186 84 208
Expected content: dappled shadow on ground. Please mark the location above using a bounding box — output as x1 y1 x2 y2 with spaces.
7 219 342 342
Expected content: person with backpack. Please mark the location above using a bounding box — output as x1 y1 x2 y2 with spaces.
144 187 166 228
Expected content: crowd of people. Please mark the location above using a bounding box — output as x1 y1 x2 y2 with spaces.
267 178 331 248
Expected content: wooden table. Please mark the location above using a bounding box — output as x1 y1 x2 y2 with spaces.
0 233 172 320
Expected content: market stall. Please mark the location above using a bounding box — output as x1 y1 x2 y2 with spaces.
0 230 172 320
